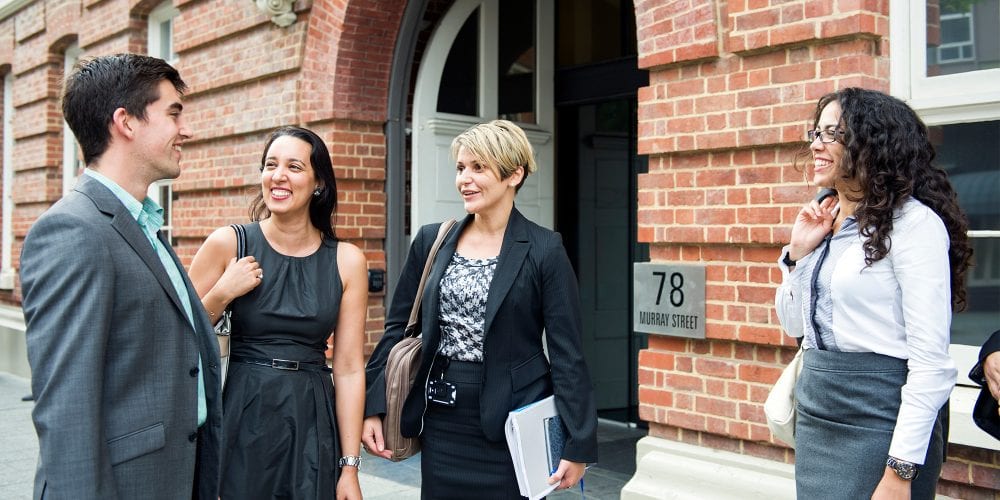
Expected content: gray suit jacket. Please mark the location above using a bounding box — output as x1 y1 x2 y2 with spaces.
21 175 222 500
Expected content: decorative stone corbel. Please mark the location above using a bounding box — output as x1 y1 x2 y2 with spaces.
254 0 297 27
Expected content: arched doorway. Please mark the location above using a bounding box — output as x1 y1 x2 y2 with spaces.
411 0 555 231
394 0 647 425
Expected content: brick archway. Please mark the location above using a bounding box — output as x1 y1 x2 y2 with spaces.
300 0 408 123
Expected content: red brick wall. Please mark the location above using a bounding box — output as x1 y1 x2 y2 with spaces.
634 0 999 496
0 0 401 354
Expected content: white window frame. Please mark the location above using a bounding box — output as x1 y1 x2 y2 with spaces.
891 0 1000 451
147 2 179 242
62 44 82 198
148 2 179 63
1 73 14 289
890 0 1000 125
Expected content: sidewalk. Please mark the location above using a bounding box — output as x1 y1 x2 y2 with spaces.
0 372 640 499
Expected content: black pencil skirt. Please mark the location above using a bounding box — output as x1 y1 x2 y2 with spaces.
420 359 525 500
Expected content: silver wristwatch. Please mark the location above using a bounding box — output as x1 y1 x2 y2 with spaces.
886 456 918 481
338 455 362 470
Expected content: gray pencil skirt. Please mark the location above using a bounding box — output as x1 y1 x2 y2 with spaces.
794 349 944 500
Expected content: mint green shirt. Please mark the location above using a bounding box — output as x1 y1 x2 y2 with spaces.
83 169 207 426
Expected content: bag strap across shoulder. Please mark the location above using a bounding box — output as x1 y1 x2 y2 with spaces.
218 223 248 326
231 223 247 260
405 219 457 338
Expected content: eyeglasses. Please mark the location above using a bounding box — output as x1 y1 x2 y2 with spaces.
807 128 845 144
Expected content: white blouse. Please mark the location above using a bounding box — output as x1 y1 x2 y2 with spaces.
774 197 957 464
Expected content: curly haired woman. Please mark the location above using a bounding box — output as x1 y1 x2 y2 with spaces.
775 88 972 499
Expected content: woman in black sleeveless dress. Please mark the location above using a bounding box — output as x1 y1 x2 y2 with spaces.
190 126 368 499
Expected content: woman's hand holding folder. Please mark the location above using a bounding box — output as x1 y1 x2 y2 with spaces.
547 459 586 490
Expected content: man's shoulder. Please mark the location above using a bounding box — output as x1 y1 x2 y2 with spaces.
30 192 103 229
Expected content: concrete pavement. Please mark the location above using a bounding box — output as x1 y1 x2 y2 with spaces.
0 372 636 499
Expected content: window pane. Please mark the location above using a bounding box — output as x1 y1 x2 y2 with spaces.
926 0 1000 76
159 19 173 60
437 9 478 116
932 120 1000 346
498 0 536 123
556 0 637 68
941 16 971 44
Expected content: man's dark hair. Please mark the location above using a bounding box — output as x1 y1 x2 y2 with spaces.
62 53 187 165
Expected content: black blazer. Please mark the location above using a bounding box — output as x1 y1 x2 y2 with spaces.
366 208 598 463
970 329 1000 440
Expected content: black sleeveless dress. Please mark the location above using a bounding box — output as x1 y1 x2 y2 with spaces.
220 222 342 500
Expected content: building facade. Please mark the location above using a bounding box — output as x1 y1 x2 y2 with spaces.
0 0 996 497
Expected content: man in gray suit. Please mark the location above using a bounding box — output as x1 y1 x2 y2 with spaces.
20 53 222 499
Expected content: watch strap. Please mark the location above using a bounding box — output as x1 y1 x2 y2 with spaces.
886 456 918 481
782 252 796 267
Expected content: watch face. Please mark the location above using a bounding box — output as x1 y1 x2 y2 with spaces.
888 458 918 480
898 464 917 480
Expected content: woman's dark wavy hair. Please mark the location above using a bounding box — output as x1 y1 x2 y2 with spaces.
811 87 972 311
249 126 338 241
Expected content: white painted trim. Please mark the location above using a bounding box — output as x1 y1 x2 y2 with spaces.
425 116 552 144
0 304 28 378
62 44 82 199
889 0 911 100
0 0 31 21
890 0 1000 108
950 384 1000 451
412 0 556 233
412 0 480 122
148 2 180 63
1 73 14 290
622 437 795 500
478 0 498 119
910 100 1000 126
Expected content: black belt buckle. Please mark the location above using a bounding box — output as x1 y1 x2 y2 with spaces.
271 359 300 371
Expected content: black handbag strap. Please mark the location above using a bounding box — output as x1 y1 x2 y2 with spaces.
220 224 248 322
405 219 457 338
231 223 247 260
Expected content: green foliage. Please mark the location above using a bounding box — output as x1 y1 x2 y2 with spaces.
940 0 982 15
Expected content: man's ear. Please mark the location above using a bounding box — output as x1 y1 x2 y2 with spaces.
111 108 134 140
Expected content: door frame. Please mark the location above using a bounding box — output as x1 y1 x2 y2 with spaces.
411 0 556 233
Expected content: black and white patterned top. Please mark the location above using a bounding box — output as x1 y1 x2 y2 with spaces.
436 252 498 362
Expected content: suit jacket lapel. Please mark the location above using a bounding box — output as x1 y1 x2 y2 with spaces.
482 208 530 336
77 176 188 318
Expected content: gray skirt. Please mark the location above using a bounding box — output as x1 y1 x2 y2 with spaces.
794 349 944 500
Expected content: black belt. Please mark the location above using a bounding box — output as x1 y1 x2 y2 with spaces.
230 355 331 373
